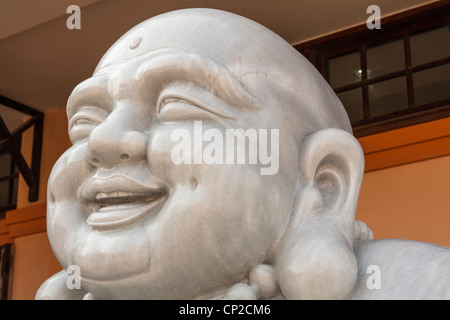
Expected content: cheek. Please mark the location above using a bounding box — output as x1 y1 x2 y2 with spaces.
147 123 293 251
46 144 93 261
152 179 286 281
147 124 200 185
48 143 93 202
163 166 283 246
48 200 87 268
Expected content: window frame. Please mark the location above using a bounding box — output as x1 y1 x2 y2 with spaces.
295 2 450 137
0 95 43 217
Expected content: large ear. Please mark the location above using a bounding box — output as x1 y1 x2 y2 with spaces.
275 128 365 299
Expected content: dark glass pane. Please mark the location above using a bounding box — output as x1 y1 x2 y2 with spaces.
0 181 9 208
413 63 450 106
327 51 361 88
337 88 363 122
410 26 450 66
0 155 11 177
368 76 408 117
11 176 18 205
367 38 405 79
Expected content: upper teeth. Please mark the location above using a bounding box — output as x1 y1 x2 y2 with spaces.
95 191 140 200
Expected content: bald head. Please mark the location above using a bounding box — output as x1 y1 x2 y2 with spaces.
41 8 362 300
94 8 352 137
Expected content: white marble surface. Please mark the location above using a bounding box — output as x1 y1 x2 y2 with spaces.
36 8 450 300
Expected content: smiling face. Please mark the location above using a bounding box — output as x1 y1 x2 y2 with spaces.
46 9 351 299
47 44 298 301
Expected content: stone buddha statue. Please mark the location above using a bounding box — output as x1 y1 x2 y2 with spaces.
36 8 450 300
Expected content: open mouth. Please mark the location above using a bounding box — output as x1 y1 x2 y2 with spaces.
81 175 167 230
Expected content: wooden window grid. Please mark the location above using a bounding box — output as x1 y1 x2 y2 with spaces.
295 2 450 137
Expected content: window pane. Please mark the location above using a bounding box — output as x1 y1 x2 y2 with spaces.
337 88 363 122
0 181 9 208
369 76 408 117
367 38 405 79
11 176 19 205
0 155 11 177
413 63 450 106
410 26 450 66
327 51 361 88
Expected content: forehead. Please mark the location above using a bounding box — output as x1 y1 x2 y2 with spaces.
70 9 352 134
94 10 256 73
90 9 334 106
67 49 260 120
84 11 298 113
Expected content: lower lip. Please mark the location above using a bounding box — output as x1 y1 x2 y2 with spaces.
87 195 166 230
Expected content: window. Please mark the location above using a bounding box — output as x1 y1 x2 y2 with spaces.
0 152 20 216
296 3 450 137
0 96 43 218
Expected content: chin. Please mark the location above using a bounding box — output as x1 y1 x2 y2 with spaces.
62 221 152 282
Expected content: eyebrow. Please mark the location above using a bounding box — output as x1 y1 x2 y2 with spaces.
135 49 259 112
66 76 112 120
67 50 260 120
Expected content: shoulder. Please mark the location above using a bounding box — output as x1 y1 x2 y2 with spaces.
351 239 450 299
35 270 87 300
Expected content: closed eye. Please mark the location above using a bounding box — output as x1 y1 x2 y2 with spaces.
160 97 197 108
69 106 109 143
72 117 101 126
156 85 235 122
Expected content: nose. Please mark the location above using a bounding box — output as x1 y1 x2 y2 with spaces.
86 107 148 168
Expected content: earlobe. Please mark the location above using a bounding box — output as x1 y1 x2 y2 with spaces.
275 128 365 299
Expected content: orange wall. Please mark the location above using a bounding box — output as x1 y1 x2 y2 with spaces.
355 117 450 247
356 154 450 247
9 232 59 300
7 108 69 300
17 108 71 208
